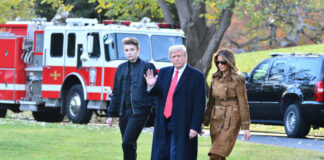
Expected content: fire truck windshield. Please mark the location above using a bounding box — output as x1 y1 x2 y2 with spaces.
152 35 184 62
116 33 151 61
104 33 184 62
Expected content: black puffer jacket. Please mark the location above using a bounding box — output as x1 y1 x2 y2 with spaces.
107 58 157 117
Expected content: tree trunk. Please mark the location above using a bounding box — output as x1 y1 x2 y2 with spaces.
172 0 236 77
157 0 174 24
157 0 236 78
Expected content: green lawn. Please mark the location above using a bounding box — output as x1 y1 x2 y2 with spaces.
1 119 324 160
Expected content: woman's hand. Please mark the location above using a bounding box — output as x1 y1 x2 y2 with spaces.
243 130 251 140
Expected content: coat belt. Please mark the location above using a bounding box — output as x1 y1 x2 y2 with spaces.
213 100 238 130
215 99 237 106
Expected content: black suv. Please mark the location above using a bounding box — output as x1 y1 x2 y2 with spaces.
243 53 324 138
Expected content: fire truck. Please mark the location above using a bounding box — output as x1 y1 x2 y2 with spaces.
0 17 184 123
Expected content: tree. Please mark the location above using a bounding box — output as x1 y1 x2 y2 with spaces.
229 0 324 50
35 0 57 21
170 0 236 76
35 0 103 21
90 0 166 22
0 0 36 23
93 0 237 77
0 0 74 23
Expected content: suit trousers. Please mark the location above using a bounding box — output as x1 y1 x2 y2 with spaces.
165 118 176 160
119 107 149 160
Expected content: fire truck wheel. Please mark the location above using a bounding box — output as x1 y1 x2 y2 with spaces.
32 108 65 122
66 84 92 124
0 108 7 118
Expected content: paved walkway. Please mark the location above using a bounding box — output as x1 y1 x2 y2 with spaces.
143 127 324 152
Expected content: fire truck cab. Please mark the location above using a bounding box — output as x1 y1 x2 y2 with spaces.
0 18 184 123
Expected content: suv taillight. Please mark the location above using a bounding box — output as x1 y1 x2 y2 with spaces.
314 81 323 102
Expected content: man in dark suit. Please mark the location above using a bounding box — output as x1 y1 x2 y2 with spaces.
144 45 206 160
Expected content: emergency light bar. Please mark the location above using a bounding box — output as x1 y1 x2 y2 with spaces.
102 20 131 26
66 18 98 26
157 23 180 29
102 19 180 29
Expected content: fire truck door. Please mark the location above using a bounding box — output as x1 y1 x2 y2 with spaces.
0 38 16 100
65 32 77 69
42 31 65 98
81 32 103 100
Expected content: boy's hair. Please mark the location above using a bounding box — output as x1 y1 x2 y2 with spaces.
122 37 140 49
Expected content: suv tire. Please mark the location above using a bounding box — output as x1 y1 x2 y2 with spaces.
65 85 92 124
284 103 310 138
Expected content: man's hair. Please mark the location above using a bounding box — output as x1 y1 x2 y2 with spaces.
122 37 140 49
168 45 187 58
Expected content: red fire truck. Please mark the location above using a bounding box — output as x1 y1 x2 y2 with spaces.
0 17 184 123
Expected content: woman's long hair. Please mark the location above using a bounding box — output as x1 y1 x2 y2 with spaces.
212 49 243 82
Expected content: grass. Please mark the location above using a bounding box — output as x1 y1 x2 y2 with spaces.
1 119 324 160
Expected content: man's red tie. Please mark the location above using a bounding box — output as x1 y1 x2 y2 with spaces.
164 70 179 118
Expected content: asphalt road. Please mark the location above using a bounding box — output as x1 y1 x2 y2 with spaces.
204 130 324 152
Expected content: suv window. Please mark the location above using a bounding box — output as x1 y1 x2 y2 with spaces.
268 59 287 82
151 35 184 62
116 33 150 61
287 58 321 82
251 60 270 83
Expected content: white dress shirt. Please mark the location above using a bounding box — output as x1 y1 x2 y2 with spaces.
172 63 187 84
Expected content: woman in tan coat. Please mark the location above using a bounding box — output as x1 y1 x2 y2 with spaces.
203 49 251 160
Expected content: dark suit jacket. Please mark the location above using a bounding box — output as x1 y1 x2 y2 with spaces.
150 65 206 160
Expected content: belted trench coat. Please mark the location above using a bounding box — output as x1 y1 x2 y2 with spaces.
203 74 250 157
